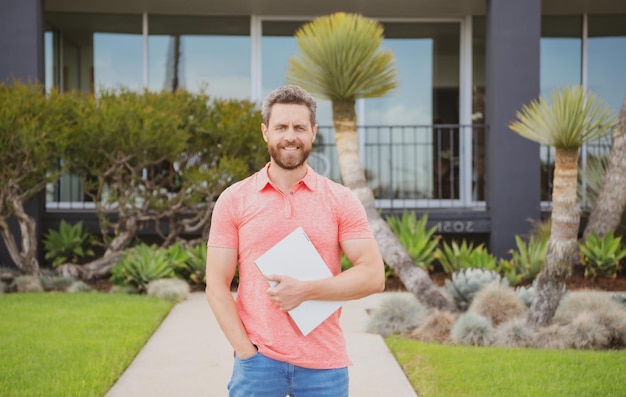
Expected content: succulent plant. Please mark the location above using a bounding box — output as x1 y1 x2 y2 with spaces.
515 284 536 308
444 268 508 311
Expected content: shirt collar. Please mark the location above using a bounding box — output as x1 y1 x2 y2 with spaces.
256 162 318 192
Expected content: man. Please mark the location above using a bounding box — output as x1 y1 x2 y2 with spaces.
205 85 385 397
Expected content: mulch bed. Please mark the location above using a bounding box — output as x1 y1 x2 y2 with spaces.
384 268 626 292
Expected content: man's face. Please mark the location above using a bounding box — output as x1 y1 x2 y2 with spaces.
262 103 317 170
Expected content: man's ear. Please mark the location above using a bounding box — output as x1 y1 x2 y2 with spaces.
261 123 268 142
312 124 318 142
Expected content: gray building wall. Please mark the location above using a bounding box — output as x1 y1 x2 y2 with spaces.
485 0 542 257
0 0 46 268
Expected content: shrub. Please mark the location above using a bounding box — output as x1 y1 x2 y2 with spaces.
110 244 176 293
444 268 508 311
492 317 535 348
366 293 429 337
10 275 44 293
146 278 190 302
450 311 493 346
468 283 527 327
387 211 440 271
409 309 456 344
43 220 95 267
0 280 6 294
578 231 626 278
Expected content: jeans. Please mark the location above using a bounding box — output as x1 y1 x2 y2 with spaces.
228 352 349 397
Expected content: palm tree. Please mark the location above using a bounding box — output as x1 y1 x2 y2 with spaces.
286 12 457 312
583 95 626 239
509 86 617 326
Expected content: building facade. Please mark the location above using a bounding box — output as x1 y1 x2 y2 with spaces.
1 0 626 267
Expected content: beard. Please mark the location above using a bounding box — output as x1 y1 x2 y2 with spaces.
268 144 311 170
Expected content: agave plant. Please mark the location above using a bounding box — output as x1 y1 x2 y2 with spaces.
435 240 497 275
444 268 508 311
43 220 95 267
578 231 626 278
387 211 440 271
498 234 547 286
176 244 207 286
110 244 176 292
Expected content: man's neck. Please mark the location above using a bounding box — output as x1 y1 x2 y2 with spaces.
267 162 307 194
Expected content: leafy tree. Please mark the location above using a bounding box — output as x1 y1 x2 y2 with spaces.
286 12 457 312
0 82 78 274
509 86 617 326
59 89 266 279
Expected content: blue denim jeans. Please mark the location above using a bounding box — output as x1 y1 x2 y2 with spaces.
228 352 349 397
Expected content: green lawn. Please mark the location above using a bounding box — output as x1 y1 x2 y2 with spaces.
386 335 626 397
0 292 174 397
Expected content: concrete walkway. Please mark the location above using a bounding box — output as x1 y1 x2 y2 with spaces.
105 292 417 397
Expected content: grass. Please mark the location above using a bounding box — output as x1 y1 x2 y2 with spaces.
0 292 174 397
386 335 626 397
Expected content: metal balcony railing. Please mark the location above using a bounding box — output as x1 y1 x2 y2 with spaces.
46 124 614 211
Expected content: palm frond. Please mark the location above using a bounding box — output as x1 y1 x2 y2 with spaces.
286 12 398 101
509 86 617 148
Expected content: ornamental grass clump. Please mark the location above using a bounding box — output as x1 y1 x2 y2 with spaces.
532 324 570 349
366 293 429 337
10 275 43 293
492 317 536 348
409 309 457 344
40 275 76 292
468 283 527 327
450 311 494 346
146 278 190 302
66 281 92 293
563 311 612 350
553 290 626 348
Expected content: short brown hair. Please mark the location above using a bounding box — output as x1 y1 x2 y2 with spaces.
261 85 317 126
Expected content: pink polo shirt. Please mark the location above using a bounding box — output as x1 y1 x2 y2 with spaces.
207 163 374 369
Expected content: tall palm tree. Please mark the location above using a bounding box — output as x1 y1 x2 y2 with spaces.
583 95 626 239
510 86 617 326
286 12 457 312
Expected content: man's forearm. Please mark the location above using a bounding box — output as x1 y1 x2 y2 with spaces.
206 285 257 358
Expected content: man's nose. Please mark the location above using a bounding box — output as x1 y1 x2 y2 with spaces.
284 126 297 140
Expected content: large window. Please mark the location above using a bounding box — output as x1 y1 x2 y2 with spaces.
364 22 461 202
540 16 583 202
45 13 143 94
148 15 250 98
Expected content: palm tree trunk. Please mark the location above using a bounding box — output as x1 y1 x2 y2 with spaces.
331 100 457 312
583 96 626 239
528 147 580 326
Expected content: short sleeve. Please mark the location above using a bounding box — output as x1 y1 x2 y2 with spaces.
336 189 373 242
207 188 239 249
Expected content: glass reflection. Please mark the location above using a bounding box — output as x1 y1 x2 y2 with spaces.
539 16 582 202
148 15 250 98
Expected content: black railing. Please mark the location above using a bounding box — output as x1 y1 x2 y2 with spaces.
313 124 487 209
46 124 613 211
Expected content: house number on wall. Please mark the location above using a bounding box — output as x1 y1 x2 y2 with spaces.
436 221 474 233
